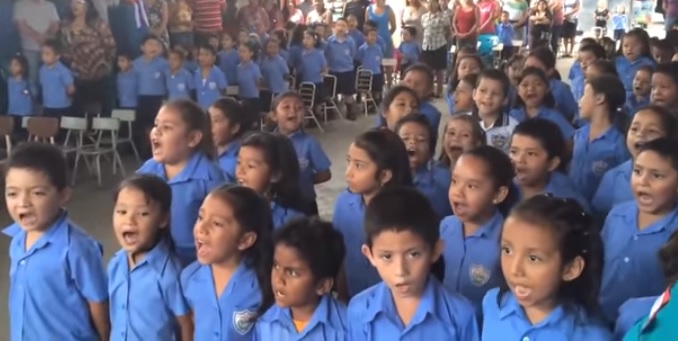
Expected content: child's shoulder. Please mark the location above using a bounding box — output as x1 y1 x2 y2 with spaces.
439 214 463 233
347 281 385 318
481 287 503 312
334 188 361 207
179 260 204 285
607 200 638 220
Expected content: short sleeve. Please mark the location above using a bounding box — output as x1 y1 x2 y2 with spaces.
592 171 614 216
278 58 289 75
62 68 74 86
308 138 331 172
162 278 190 317
68 240 108 302
218 70 228 89
254 65 262 80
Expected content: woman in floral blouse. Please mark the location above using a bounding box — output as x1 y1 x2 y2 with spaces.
59 0 116 116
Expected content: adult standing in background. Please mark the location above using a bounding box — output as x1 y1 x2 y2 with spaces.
366 0 396 57
549 0 564 55
0 0 20 67
13 0 60 94
263 0 284 29
343 0 370 31
59 0 116 116
401 0 426 46
286 0 305 24
144 0 169 48
664 0 678 30
421 0 449 97
561 0 579 57
476 0 500 35
298 0 313 17
505 0 529 43
192 0 224 42
306 0 332 26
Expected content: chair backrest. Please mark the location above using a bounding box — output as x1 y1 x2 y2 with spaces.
299 82 316 108
27 117 59 139
323 75 337 98
0 116 14 136
111 109 136 122
356 69 373 92
92 117 120 131
60 116 88 131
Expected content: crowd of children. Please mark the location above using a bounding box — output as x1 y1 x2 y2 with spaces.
7 10 678 341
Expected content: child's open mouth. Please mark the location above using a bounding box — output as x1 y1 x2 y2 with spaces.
18 212 37 225
122 231 139 244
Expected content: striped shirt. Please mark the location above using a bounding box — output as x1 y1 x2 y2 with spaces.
192 0 223 33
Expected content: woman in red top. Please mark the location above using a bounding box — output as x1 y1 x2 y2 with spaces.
452 0 479 49
476 0 500 35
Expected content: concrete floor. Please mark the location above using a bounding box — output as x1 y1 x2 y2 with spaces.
0 58 575 338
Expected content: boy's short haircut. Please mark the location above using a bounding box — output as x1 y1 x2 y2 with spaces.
4 142 69 190
42 39 61 54
364 20 378 29
141 34 161 45
403 26 417 38
364 186 439 248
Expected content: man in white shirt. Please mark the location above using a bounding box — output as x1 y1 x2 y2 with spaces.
13 0 60 94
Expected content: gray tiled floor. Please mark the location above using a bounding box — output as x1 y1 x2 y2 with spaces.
0 59 574 337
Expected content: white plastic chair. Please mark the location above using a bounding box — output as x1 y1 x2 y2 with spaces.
322 75 342 122
72 117 126 186
111 109 141 162
299 82 324 132
355 68 376 117
0 116 13 161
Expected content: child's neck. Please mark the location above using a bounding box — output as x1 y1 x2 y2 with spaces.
12 73 24 80
127 238 161 267
522 296 558 325
289 296 321 324
524 105 542 118
480 111 501 128
211 255 243 297
637 202 677 230
635 94 649 102
170 67 181 74
362 191 378 206
222 46 233 53
391 279 426 326
588 112 612 140
24 211 63 251
163 158 190 180
120 67 131 73
143 54 155 61
520 175 549 199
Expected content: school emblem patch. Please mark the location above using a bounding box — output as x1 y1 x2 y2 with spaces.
491 133 508 149
298 158 309 171
469 264 491 287
592 160 609 176
177 83 186 91
233 310 256 335
208 82 217 90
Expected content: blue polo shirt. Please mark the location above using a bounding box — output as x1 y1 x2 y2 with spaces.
288 130 331 199
39 61 74 109
592 160 633 216
217 141 241 182
259 54 289 94
414 164 452 219
482 288 612 340
254 295 347 340
165 68 194 100
297 48 327 84
116 69 138 108
237 61 262 99
108 239 189 340
4 212 108 341
194 66 228 109
515 171 592 213
357 43 383 74
348 30 365 53
137 152 225 264
133 56 170 96
615 55 655 97
509 106 575 139
347 277 479 340
398 41 421 65
549 78 578 121
7 76 32 115
326 35 356 72
218 48 240 84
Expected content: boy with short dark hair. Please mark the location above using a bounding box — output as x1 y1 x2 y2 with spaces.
347 186 480 340
3 142 109 341
39 39 75 118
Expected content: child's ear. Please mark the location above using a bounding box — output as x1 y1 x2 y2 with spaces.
315 277 334 296
159 212 170 230
378 169 393 186
595 93 606 106
229 122 242 135
237 231 258 251
361 244 376 266
58 187 73 207
546 156 561 172
493 185 510 205
562 255 585 282
187 130 203 149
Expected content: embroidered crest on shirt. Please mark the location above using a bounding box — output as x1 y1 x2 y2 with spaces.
298 158 309 170
209 82 217 90
177 83 186 91
592 160 609 176
233 309 256 335
469 264 491 287
491 133 508 149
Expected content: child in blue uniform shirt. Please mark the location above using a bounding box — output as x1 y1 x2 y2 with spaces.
218 31 240 84
116 54 137 109
133 35 169 156
137 99 224 265
398 26 420 75
570 43 606 106
401 63 442 139
297 31 328 102
395 114 451 219
209 97 248 182
260 39 290 111
615 28 655 97
649 62 678 111
348 186 480 340
358 28 385 102
194 44 227 110
482 195 611 340
593 105 677 216
333 129 413 298
599 138 678 323
254 218 348 340
437 115 486 178
238 41 263 115
326 18 360 119
567 37 597 83
108 175 192 340
236 131 305 228
347 14 365 49
510 119 590 211
39 40 75 118
509 67 575 141
525 47 578 122
570 74 630 202
496 12 515 60
441 146 514 310
3 143 109 341
615 295 658 339
624 65 652 117
376 85 419 129
271 91 331 216
6 55 32 123
165 49 194 100
182 185 274 341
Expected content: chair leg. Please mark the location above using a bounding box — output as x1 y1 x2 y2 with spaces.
114 150 126 176
129 140 141 163
95 155 103 186
71 152 81 186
